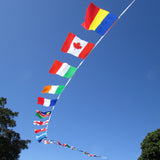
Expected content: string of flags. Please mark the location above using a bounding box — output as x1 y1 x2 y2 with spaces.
33 1 135 158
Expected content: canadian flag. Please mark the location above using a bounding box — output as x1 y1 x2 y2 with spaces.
61 32 95 59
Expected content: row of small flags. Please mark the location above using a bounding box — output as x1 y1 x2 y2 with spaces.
33 2 118 159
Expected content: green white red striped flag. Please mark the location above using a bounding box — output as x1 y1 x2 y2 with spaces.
49 60 77 78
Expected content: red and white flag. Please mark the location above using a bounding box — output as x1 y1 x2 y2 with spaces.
61 32 95 59
34 128 47 134
33 120 49 126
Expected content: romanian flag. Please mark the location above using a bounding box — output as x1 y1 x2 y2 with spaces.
82 2 117 35
35 110 51 119
36 132 47 142
49 60 77 78
33 120 49 126
61 32 94 59
42 85 65 94
34 128 47 134
37 97 57 107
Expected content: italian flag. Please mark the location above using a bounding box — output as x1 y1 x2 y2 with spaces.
42 85 65 94
49 60 77 78
37 97 57 107
61 32 95 59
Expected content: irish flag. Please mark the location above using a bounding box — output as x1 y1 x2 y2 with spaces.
42 85 65 94
61 32 94 59
82 2 117 35
37 97 57 107
49 60 77 78
35 110 51 119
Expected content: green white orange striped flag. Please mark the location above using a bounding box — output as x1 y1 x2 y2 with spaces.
42 85 65 94
49 60 77 78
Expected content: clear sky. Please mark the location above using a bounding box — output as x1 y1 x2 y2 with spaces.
0 0 160 160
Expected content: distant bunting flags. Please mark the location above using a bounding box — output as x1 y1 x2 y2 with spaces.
42 85 65 94
34 0 135 158
61 32 95 59
35 110 51 119
82 2 117 35
33 120 49 126
37 97 57 107
43 139 107 159
49 60 77 78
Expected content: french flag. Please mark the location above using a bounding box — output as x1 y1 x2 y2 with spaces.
37 97 57 107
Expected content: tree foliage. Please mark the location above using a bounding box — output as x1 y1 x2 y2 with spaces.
138 129 160 160
0 97 31 160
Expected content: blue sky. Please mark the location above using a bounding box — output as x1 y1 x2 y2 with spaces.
0 0 160 160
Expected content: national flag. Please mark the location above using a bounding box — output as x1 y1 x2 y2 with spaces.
93 155 100 157
62 143 70 148
33 120 49 126
42 85 65 94
66 144 71 148
63 143 67 147
34 128 47 134
44 140 51 144
70 146 77 151
61 32 95 59
36 132 47 142
84 152 89 155
35 110 51 119
49 60 77 78
44 140 56 144
82 2 117 35
57 141 62 146
37 97 57 107
44 140 55 144
89 154 95 157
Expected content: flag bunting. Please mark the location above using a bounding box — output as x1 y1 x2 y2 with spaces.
42 85 65 94
49 60 77 78
37 97 57 107
33 120 49 126
35 110 51 119
61 32 95 59
82 2 118 35
34 128 47 134
34 0 135 159
42 139 107 159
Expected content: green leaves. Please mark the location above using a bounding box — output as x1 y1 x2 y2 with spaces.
0 97 31 160
138 129 160 160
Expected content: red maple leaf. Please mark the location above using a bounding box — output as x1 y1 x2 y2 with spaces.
73 42 82 49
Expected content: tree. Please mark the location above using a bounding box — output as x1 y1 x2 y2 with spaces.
0 97 31 160
138 129 160 160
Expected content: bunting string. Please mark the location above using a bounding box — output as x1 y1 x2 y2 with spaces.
42 139 108 159
34 0 135 159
